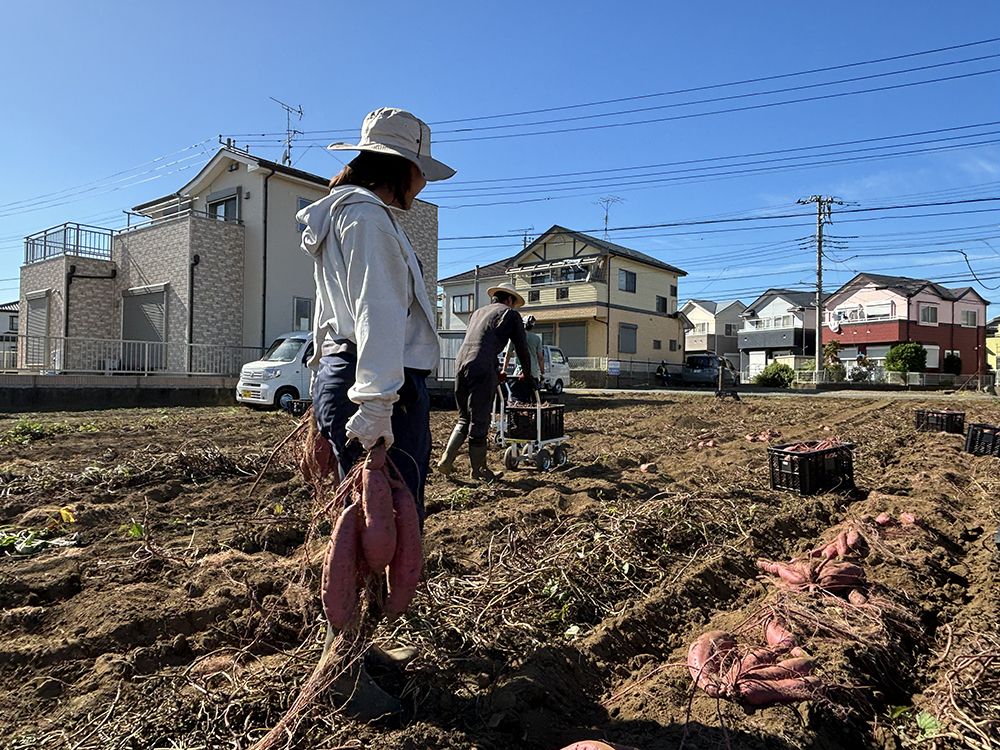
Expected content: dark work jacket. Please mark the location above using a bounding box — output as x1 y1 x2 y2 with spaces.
456 303 532 377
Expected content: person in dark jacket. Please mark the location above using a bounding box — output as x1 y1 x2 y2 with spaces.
437 282 534 479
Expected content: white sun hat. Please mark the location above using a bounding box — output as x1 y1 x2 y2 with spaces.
327 108 456 182
486 282 526 308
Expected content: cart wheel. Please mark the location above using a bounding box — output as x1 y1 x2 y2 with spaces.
552 445 568 467
504 446 519 471
493 430 504 446
535 449 552 471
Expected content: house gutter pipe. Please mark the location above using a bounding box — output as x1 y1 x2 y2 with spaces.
261 167 276 350
187 254 200 372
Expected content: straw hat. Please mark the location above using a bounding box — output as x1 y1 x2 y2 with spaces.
327 108 456 182
486 282 525 308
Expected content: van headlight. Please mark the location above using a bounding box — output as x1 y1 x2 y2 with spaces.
262 368 282 380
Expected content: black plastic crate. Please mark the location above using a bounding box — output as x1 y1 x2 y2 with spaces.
287 398 313 417
915 409 965 434
506 404 565 440
768 441 855 495
964 423 1000 457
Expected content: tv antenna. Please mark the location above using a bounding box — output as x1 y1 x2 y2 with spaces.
510 226 534 249
270 96 304 165
595 196 624 239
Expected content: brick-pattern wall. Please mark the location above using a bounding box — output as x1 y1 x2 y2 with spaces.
393 198 438 305
20 259 65 338
114 217 191 372
188 216 245 347
65 257 118 340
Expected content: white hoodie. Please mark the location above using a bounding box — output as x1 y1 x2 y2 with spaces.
297 186 439 407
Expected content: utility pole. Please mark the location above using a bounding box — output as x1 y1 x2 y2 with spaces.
798 195 842 373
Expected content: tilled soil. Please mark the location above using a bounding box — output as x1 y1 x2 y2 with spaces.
0 394 998 750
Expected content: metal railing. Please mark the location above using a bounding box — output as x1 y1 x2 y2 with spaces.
24 223 115 264
5 334 262 376
791 368 995 390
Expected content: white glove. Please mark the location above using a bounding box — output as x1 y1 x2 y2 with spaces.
345 400 395 450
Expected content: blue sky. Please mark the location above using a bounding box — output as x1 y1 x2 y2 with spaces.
1 1 997 319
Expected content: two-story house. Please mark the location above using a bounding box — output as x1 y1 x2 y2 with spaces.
17 146 440 374
822 273 990 375
440 225 688 362
681 299 746 363
987 315 999 373
738 288 819 376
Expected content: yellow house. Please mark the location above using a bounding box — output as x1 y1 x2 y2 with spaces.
987 315 999 372
441 225 687 362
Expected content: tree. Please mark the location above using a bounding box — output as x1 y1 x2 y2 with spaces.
885 343 927 374
753 362 796 388
942 353 962 376
822 340 845 381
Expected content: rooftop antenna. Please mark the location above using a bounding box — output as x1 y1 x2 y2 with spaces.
270 96 304 165
510 226 535 249
595 196 624 240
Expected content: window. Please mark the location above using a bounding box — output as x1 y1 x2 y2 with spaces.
925 344 940 369
919 304 938 325
618 269 636 293
296 197 311 232
670 284 677 297
961 309 978 327
669 339 679 351
528 290 540 303
452 294 474 313
556 287 569 300
561 265 587 282
695 322 709 334
839 347 860 360
653 339 662 350
865 345 891 360
865 301 893 319
531 270 553 286
656 295 668 313
293 297 313 331
619 323 637 353
724 323 738 336
8 315 16 332
550 348 566 364
206 187 240 221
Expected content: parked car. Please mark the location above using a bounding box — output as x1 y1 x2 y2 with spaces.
501 344 572 394
678 354 739 387
237 332 313 410
541 345 571 394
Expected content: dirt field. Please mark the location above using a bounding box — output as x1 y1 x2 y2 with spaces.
1 393 998 750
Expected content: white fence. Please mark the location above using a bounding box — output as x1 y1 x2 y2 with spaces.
791 368 995 390
2 334 262 377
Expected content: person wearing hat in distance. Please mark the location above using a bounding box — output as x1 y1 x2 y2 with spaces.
501 313 545 394
296 107 454 722
436 282 535 480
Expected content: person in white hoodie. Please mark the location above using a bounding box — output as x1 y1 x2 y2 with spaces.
296 107 454 721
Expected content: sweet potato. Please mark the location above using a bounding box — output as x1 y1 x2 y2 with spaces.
687 630 736 697
383 484 422 620
765 617 797 650
757 559 809 585
738 675 824 706
365 443 387 471
361 464 396 571
321 502 362 631
742 656 815 680
817 561 865 592
725 647 775 685
558 742 637 750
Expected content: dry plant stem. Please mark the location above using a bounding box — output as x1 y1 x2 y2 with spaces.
248 418 309 503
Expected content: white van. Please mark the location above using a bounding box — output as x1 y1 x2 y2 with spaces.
541 346 571 394
237 332 314 410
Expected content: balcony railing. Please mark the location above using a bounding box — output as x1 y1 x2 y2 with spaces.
3 334 262 376
24 223 114 264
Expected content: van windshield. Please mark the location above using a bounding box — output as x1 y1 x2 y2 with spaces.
262 337 307 362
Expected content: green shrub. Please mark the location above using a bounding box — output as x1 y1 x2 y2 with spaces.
942 353 962 376
885 343 927 374
850 355 876 383
753 362 796 388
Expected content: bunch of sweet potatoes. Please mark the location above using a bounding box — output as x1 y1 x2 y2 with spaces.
320 444 422 631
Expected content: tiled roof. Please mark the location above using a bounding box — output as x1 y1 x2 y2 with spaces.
0 300 18 313
530 225 687 276
439 255 518 284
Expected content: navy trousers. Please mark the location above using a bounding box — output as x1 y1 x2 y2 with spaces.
312 353 430 526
